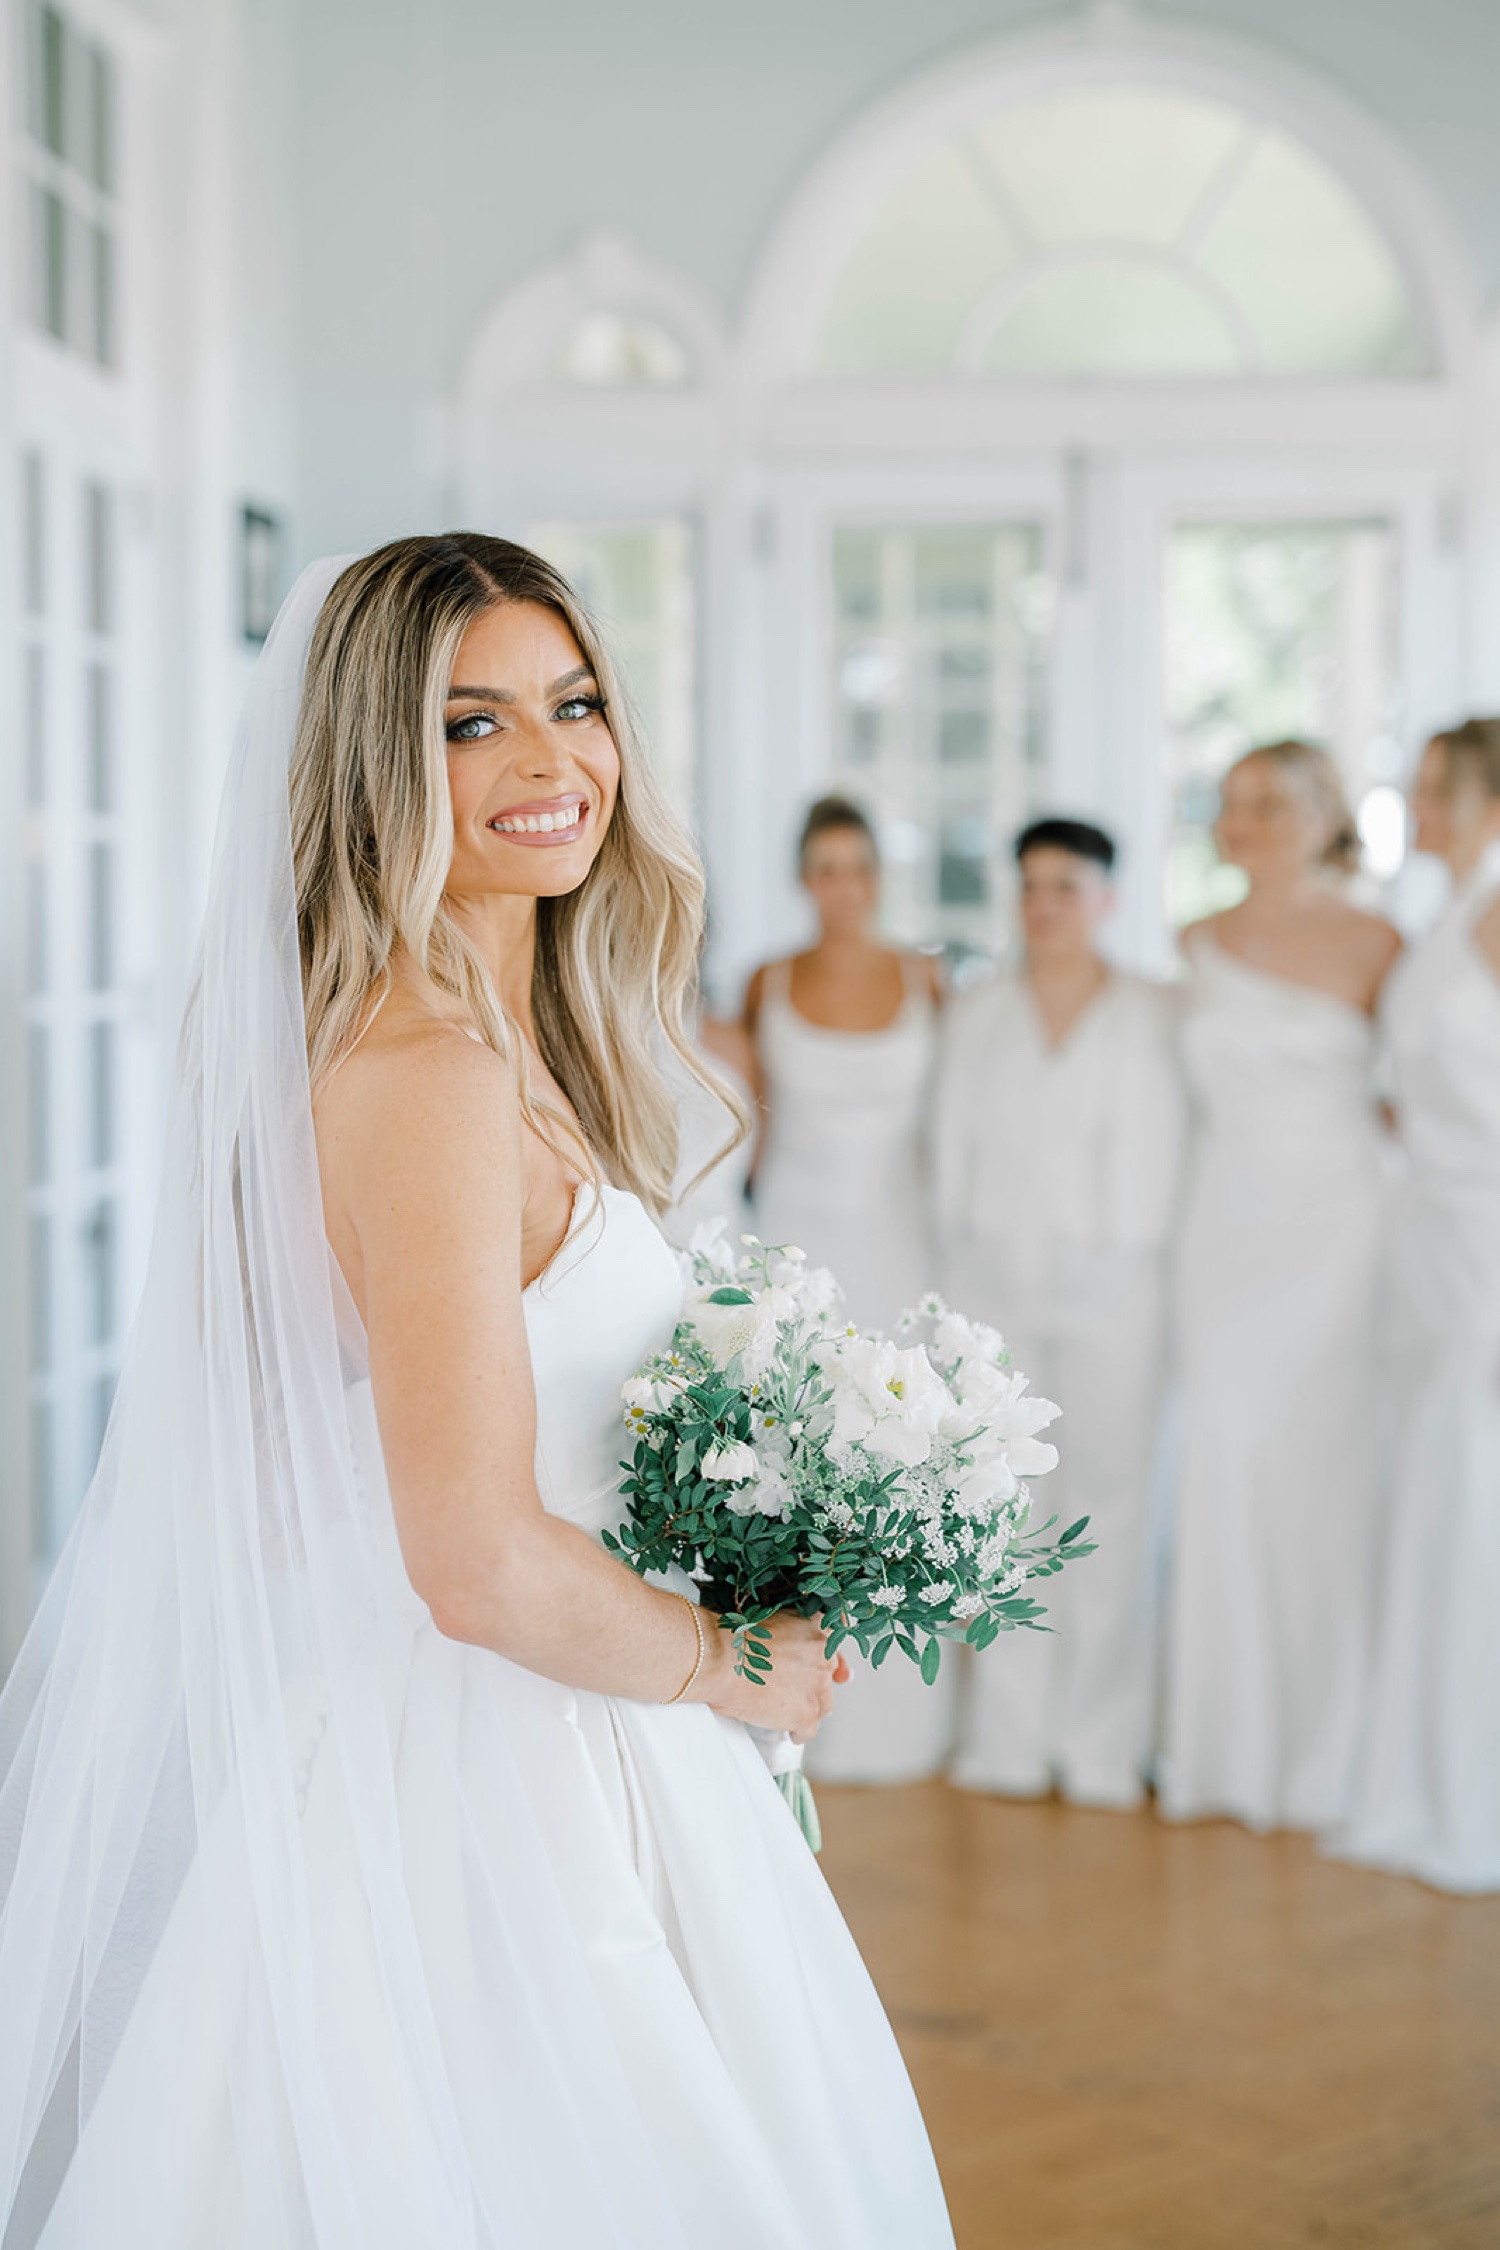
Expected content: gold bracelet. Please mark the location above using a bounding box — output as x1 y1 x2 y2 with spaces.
665 1592 707 1705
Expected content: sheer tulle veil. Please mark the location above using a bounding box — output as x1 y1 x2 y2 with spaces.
0 558 668 2247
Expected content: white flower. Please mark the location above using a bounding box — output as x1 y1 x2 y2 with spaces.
687 1217 738 1281
749 1466 794 1519
621 1373 683 1415
951 1455 1020 1516
869 1587 902 1611
688 1282 797 1381
919 1580 954 1606
945 1359 1061 1478
701 1440 757 1484
952 1593 984 1622
817 1335 951 1468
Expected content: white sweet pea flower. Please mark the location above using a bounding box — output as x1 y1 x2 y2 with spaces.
818 1336 951 1468
701 1440 757 1484
951 1455 1020 1515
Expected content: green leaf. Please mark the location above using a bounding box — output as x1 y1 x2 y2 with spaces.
919 1637 942 1686
706 1287 753 1306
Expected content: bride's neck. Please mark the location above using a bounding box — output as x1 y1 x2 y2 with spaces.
441 892 540 1031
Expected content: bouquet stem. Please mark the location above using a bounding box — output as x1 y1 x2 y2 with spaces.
747 1725 822 1853
777 1766 823 1854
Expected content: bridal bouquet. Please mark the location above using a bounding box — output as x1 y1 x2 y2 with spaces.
606 1225 1092 1847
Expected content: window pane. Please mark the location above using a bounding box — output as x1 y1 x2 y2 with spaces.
26 861 48 996
88 842 114 988
1197 131 1422 376
1163 520 1400 925
32 183 68 341
89 222 115 368
550 312 688 386
88 1019 115 1166
969 89 1246 249
830 522 1048 954
981 262 1241 379
85 481 115 633
87 42 115 194
27 1025 50 1186
22 450 46 615
84 1200 116 1344
818 141 1019 376
93 1371 117 1460
87 662 112 810
29 1214 52 1374
39 5 67 157
25 646 48 809
30 1399 53 1564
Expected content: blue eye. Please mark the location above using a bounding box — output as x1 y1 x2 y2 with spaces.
556 692 606 723
446 712 495 743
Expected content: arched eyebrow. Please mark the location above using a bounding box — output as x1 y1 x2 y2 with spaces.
446 665 596 705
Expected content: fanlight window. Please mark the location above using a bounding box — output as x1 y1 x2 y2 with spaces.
550 309 689 386
817 88 1424 379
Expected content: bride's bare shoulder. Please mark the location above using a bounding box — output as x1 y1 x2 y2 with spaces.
315 990 519 1180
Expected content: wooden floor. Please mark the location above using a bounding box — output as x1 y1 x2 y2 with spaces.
817 1781 1500 2250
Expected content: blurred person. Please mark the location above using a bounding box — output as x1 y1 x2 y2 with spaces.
933 819 1185 1807
0 543 956 2248
1161 741 1402 1832
1334 718 1500 1891
743 796 950 1783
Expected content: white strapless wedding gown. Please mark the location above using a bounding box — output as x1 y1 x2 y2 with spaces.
31 1187 953 2248
1162 936 1388 1832
1333 855 1500 1892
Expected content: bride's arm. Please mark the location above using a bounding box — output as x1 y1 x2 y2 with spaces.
318 1026 835 1738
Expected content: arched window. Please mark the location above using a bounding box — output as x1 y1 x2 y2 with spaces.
816 87 1425 381
549 309 690 388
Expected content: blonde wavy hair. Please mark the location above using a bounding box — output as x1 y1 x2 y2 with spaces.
289 532 743 1213
1228 738 1362 873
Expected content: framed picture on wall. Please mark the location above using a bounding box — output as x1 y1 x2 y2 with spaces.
240 505 284 644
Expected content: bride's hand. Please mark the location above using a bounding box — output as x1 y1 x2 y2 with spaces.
702 1612 843 1741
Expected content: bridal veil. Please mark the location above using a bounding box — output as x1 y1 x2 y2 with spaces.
0 560 670 2246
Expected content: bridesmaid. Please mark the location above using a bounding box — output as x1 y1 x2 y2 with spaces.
1161 740 1402 1832
1334 718 1500 1891
743 795 950 1782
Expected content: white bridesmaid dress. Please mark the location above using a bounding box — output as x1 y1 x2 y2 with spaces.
933 969 1185 1807
31 1188 954 2248
752 959 953 1784
1333 851 1500 1892
1162 933 1389 1832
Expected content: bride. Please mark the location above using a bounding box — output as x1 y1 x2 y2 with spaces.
0 537 954 2247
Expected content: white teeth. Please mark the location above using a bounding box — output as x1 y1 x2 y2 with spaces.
492 804 583 836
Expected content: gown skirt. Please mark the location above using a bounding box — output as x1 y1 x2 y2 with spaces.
27 1188 954 2249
